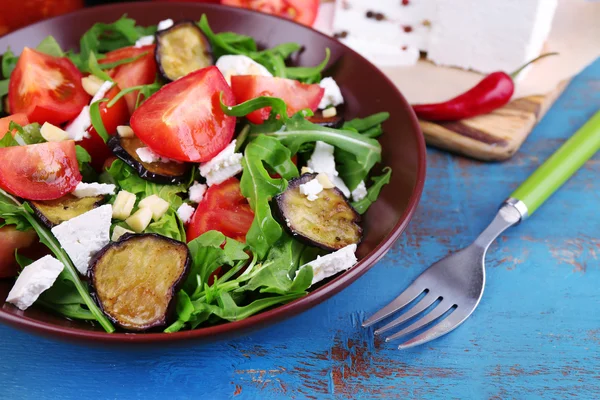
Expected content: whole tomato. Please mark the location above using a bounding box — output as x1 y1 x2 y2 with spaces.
0 0 84 37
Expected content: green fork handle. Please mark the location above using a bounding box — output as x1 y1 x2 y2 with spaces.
511 110 600 216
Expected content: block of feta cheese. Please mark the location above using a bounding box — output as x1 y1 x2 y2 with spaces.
331 0 558 75
72 182 116 198
177 203 196 224
6 255 64 310
135 35 155 48
199 140 243 186
65 80 113 141
136 147 176 164
307 141 351 197
157 18 174 31
216 55 273 85
298 244 358 285
351 180 368 202
299 178 324 201
188 182 208 203
318 77 344 109
51 205 112 275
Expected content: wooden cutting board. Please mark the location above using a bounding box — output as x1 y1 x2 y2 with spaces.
419 80 569 161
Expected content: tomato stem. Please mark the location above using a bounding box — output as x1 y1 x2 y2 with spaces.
510 52 559 79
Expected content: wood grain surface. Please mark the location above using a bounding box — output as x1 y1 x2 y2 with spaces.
1 59 599 399
422 81 570 161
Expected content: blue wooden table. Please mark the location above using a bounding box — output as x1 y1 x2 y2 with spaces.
2 59 599 400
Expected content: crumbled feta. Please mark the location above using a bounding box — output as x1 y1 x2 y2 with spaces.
351 180 368 202
299 178 324 201
157 19 174 31
72 182 116 198
51 205 112 275
65 80 113 141
318 77 344 109
177 203 196 224
136 147 175 164
298 244 358 285
216 55 273 85
188 182 208 203
134 35 154 48
307 141 350 197
111 226 134 242
199 140 243 186
6 255 64 310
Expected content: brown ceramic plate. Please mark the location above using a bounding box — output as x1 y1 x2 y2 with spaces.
0 2 425 344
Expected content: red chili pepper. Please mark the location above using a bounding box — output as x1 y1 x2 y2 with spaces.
412 53 558 122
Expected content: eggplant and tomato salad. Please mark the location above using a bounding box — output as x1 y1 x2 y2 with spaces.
0 15 392 333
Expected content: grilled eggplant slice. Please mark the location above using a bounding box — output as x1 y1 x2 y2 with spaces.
275 174 362 251
29 195 105 228
89 234 190 331
108 135 192 184
155 21 213 81
307 111 344 129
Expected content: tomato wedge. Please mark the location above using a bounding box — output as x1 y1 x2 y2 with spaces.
0 141 81 200
231 75 324 124
78 85 130 171
100 45 158 114
187 178 254 243
0 113 29 136
131 66 236 163
8 48 90 125
221 0 320 26
0 227 38 278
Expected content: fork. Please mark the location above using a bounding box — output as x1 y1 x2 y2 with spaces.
363 110 600 350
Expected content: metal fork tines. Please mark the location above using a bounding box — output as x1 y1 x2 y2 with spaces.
362 201 525 349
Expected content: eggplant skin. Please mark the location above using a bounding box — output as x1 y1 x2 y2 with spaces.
88 233 191 331
155 21 213 82
108 136 192 185
29 195 105 228
275 174 362 251
307 112 345 129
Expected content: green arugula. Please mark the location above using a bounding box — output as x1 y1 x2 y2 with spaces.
89 98 110 142
351 167 392 214
36 36 64 57
0 189 114 332
240 135 298 259
1 47 18 78
145 208 186 243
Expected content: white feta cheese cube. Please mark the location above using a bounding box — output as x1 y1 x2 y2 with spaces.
6 255 64 310
157 18 174 31
72 182 116 198
188 182 208 203
65 106 91 141
216 55 273 85
90 80 114 104
51 205 113 275
318 77 344 109
298 244 358 286
299 178 324 201
135 147 176 164
177 203 196 224
351 180 368 202
111 226 134 242
199 140 243 186
307 141 351 197
135 35 155 48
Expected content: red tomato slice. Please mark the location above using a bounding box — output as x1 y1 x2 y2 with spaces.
0 226 38 278
100 45 157 114
77 85 130 171
8 48 90 125
0 113 29 136
231 75 324 124
221 0 319 26
187 178 254 243
131 66 236 163
0 141 81 200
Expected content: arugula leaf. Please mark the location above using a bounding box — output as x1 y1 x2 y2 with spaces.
241 135 298 259
221 93 288 120
351 167 392 214
88 53 113 82
1 47 18 78
343 112 390 133
107 82 161 109
102 159 189 209
0 79 8 113
0 189 114 332
8 122 44 145
285 48 331 83
36 36 64 57
98 51 147 70
89 98 110 143
241 234 311 295
0 132 18 148
145 208 186 242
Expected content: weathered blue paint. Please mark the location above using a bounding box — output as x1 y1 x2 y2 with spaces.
1 59 599 400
